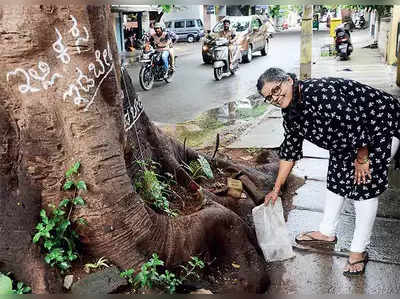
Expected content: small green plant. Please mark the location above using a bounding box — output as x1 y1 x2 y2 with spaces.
182 160 207 181
33 162 87 272
182 155 214 181
0 273 31 294
179 256 205 281
121 254 205 295
14 281 32 294
159 270 181 294
84 257 110 273
134 160 177 217
121 253 170 291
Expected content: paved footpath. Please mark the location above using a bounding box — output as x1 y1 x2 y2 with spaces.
232 29 400 294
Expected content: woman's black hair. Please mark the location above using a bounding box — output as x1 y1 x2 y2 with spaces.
256 68 302 119
257 68 293 94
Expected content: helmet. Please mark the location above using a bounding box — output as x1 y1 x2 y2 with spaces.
154 22 163 29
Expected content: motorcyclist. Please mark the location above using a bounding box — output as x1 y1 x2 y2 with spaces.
218 19 237 69
148 22 172 78
359 15 366 28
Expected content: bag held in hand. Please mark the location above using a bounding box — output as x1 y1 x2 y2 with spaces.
252 198 295 262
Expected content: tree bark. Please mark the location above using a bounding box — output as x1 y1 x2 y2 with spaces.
0 5 277 293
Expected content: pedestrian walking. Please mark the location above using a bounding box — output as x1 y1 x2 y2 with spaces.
257 67 400 276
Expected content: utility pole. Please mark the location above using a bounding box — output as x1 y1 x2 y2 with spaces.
397 54 400 87
300 4 313 80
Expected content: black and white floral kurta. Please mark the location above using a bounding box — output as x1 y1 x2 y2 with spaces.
279 77 400 200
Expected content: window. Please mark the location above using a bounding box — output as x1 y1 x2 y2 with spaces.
186 20 195 28
196 19 203 28
174 21 185 28
165 22 171 28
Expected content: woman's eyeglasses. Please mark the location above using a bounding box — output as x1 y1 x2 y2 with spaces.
264 81 283 106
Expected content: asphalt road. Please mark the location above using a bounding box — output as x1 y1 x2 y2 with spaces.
128 30 301 124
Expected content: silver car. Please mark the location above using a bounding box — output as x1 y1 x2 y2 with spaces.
164 18 205 43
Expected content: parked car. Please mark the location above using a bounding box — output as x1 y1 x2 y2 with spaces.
202 15 271 64
164 18 205 43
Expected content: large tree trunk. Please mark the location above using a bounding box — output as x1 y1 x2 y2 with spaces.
0 5 279 293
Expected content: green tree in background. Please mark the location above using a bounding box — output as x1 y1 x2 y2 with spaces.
269 5 282 18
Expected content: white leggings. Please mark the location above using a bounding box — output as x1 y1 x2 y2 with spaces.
319 137 400 253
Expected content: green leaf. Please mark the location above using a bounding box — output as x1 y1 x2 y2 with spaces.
67 251 78 261
35 223 45 231
33 232 42 243
59 199 70 208
59 261 70 270
197 156 214 179
73 196 85 206
22 286 32 294
53 209 66 217
63 180 75 190
44 240 54 250
45 221 55 232
76 181 87 191
121 269 134 278
59 219 71 233
66 161 80 178
0 274 13 295
17 282 23 290
72 162 81 173
40 209 49 224
44 254 52 264
65 169 73 178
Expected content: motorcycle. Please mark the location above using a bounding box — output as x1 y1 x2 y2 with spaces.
335 24 353 60
210 37 241 81
138 34 175 91
355 16 367 29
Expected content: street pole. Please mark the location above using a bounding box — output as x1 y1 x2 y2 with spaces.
300 4 313 80
397 54 400 87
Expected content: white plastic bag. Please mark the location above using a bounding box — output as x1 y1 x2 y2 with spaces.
252 198 295 262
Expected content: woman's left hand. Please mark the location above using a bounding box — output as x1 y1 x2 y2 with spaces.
354 159 372 184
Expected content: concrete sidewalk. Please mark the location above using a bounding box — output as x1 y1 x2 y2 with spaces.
231 29 400 294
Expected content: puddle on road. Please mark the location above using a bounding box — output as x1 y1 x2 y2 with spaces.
158 97 270 149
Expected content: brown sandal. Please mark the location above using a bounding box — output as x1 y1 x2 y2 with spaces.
343 252 369 276
295 231 338 246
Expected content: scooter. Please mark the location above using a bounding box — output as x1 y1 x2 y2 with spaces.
335 24 353 60
210 37 241 81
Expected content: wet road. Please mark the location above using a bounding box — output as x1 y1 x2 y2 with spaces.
128 30 301 124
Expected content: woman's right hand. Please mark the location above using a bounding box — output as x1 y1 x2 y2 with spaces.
264 189 279 206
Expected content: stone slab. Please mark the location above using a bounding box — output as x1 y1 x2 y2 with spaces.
286 209 400 265
292 158 329 181
292 180 326 212
228 117 283 148
267 250 400 294
292 175 400 220
71 266 128 295
303 140 330 159
267 107 283 118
